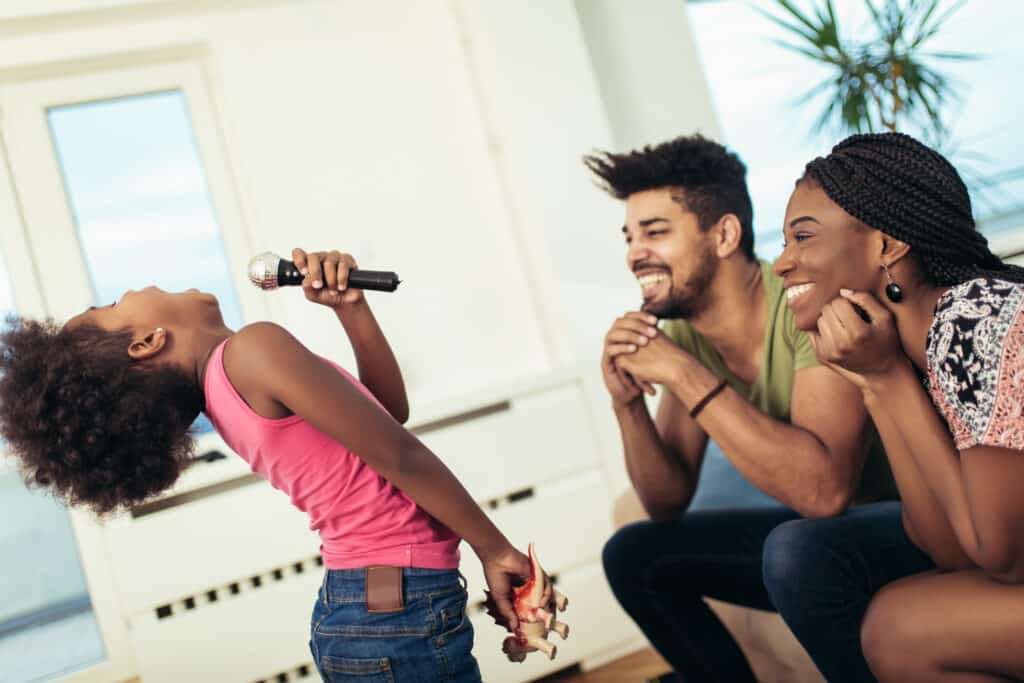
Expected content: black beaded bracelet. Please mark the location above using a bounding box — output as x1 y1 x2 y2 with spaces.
689 378 729 419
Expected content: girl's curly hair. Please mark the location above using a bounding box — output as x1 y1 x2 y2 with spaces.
0 317 203 515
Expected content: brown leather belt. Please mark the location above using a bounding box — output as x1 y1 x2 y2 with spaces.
365 565 404 613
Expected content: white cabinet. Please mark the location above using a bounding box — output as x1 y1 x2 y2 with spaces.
102 379 631 683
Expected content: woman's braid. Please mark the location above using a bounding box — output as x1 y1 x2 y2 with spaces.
803 132 1024 285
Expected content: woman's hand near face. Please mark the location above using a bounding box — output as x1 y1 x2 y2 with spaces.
291 248 364 307
810 289 911 390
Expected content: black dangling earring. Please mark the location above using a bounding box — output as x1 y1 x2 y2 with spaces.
883 263 903 303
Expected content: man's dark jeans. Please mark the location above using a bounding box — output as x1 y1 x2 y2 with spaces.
602 501 934 682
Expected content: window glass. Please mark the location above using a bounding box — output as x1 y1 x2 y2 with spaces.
48 90 244 329
0 247 105 681
688 0 1024 258
48 90 246 434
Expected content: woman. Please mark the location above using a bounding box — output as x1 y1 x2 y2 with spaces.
774 132 1024 682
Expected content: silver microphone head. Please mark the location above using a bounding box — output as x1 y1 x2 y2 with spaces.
247 252 282 290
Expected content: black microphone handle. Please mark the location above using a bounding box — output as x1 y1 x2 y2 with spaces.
277 259 401 292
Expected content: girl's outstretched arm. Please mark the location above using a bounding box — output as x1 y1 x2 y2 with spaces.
292 247 409 423
225 321 529 627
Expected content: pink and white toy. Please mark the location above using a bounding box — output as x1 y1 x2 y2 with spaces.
485 542 569 662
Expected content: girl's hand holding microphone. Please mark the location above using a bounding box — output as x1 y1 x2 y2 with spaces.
291 247 364 307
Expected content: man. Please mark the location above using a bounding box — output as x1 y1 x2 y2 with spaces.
587 135 922 682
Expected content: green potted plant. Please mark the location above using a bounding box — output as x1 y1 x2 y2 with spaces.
757 0 973 144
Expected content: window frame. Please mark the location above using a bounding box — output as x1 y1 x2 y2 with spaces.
0 150 46 481
0 57 266 683
0 59 266 322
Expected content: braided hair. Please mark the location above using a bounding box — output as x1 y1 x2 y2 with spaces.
802 132 1024 285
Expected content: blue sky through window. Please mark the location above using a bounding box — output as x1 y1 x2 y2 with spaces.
48 90 244 330
48 90 244 436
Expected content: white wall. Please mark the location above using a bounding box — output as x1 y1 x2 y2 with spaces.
575 0 722 150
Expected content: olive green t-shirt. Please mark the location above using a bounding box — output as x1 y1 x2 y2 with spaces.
662 260 897 504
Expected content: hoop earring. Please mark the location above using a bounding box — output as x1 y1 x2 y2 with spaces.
882 263 903 303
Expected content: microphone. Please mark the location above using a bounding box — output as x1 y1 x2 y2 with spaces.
247 252 401 292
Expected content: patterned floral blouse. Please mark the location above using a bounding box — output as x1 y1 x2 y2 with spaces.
925 277 1024 451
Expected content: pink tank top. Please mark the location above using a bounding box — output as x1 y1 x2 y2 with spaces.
203 337 460 569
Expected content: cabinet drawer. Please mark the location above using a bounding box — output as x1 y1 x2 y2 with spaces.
106 482 318 614
418 382 600 502
459 469 612 600
106 382 599 614
129 569 320 683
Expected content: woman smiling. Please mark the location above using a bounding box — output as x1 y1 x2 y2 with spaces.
774 132 1024 682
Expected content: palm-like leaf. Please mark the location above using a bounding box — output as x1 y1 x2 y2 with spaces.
759 0 976 141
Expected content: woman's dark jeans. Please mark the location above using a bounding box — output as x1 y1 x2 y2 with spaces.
603 501 933 682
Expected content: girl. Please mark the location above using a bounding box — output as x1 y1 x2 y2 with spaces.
0 247 531 682
774 133 1024 681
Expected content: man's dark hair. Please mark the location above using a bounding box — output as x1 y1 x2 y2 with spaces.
803 132 1024 285
583 133 756 260
0 318 203 515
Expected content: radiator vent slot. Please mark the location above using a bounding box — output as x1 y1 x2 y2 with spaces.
482 485 535 511
152 554 323 620
253 662 315 682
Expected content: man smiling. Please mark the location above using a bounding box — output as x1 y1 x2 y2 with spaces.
585 134 897 682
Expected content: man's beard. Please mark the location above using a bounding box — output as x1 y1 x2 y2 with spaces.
643 248 718 320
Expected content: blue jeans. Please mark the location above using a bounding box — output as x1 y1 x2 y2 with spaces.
603 502 933 682
763 501 934 682
310 567 482 682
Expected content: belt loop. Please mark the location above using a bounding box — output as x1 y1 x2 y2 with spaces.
320 568 331 608
457 570 468 590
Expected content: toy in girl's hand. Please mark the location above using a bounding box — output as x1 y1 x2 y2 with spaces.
484 542 569 662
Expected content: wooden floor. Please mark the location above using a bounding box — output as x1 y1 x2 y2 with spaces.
537 648 671 683
120 650 670 683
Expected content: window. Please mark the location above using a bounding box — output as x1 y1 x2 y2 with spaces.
0 59 260 683
0 255 105 682
47 90 246 435
687 0 1024 259
48 90 245 332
